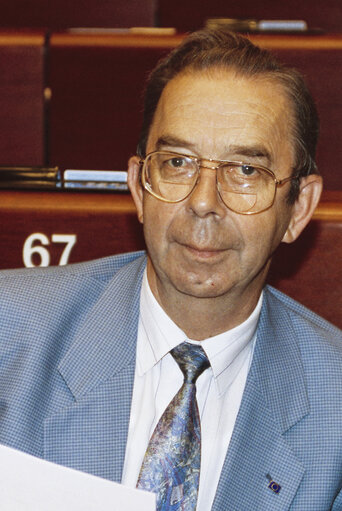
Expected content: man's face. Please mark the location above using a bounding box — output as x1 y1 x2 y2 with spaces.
131 69 299 309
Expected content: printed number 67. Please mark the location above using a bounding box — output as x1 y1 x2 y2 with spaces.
23 233 77 267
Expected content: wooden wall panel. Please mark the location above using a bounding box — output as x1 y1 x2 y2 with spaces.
268 194 342 328
0 31 45 166
0 0 155 29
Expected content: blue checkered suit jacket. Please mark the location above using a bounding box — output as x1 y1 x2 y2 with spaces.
0 251 341 510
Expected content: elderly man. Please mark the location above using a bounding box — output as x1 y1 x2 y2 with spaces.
0 30 341 511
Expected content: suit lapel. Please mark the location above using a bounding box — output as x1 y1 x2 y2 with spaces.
44 255 146 482
212 288 309 510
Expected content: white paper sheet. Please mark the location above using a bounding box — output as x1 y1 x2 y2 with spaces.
0 443 155 511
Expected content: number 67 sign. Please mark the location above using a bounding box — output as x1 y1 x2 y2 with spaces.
23 233 77 268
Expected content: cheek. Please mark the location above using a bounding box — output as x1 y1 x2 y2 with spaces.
141 197 176 252
236 213 284 263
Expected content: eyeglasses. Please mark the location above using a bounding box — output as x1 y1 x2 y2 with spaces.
140 151 299 215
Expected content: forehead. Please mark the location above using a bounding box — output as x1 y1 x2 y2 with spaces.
147 69 295 167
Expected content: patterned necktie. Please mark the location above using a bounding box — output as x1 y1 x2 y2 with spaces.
137 342 210 511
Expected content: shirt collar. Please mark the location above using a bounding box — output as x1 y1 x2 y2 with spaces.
138 269 262 396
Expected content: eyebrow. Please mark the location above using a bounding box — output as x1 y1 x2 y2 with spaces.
227 145 273 165
155 136 272 165
155 135 197 152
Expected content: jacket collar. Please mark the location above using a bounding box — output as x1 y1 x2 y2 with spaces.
58 254 147 399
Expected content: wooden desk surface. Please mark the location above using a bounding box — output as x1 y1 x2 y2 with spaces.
0 30 46 46
50 32 342 50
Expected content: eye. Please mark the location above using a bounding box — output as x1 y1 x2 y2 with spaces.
160 155 195 175
221 163 260 179
156 154 197 181
168 156 188 168
240 164 258 176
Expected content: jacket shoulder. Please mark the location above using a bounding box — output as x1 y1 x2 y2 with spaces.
0 250 146 283
264 285 342 352
0 250 146 352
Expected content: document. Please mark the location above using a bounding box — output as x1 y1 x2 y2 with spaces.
0 443 155 510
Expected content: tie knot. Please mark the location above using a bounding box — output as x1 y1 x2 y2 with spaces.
171 342 210 384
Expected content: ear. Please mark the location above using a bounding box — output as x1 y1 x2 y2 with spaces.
282 174 323 244
127 155 144 224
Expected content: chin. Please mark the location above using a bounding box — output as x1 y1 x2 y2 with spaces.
173 275 234 299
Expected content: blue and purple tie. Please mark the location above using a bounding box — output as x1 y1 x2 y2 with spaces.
137 342 210 510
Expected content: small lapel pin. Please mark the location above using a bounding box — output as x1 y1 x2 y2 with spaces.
266 474 281 494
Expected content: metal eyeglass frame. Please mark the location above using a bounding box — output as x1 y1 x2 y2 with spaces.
139 150 300 215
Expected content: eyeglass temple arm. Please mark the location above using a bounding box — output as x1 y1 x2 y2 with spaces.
276 174 300 186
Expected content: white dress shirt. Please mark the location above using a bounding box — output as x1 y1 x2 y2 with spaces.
121 270 263 510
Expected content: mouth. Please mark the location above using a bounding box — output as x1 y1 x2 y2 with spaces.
180 242 227 259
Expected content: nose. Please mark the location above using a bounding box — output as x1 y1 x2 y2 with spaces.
187 166 226 218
